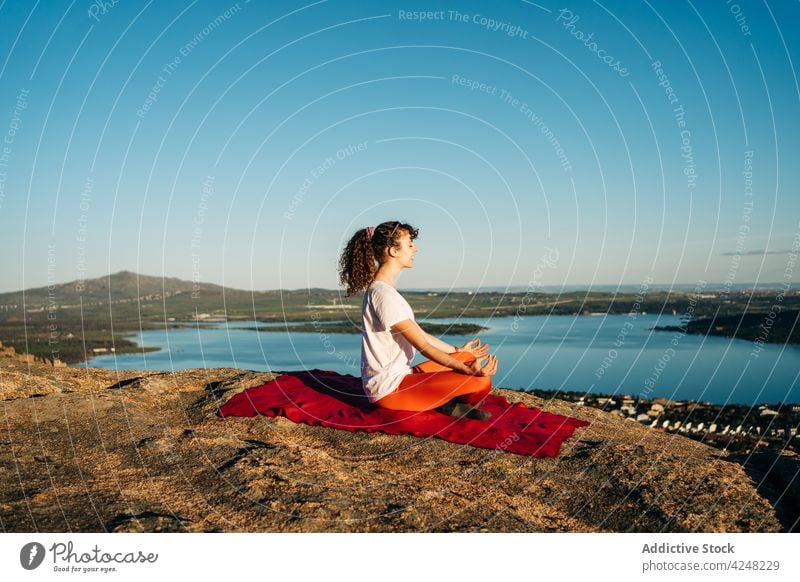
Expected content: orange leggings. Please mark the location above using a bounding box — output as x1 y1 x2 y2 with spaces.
374 350 492 412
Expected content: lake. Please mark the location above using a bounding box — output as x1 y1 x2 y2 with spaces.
76 314 800 405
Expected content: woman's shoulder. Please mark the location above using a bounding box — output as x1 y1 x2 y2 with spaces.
368 280 390 292
366 281 403 302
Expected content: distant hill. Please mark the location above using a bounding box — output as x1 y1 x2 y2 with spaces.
0 270 232 306
0 271 355 308
0 271 363 363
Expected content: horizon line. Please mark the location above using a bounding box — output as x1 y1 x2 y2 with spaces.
0 269 791 295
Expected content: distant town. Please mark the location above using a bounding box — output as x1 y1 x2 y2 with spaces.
528 388 800 455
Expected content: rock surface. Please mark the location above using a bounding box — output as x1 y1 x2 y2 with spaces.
0 350 788 532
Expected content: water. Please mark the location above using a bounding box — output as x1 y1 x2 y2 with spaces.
76 315 800 405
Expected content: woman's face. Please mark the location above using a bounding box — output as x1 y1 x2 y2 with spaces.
390 230 418 268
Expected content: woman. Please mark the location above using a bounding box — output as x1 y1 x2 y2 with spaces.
338 220 498 420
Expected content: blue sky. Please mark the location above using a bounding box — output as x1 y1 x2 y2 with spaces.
0 0 798 293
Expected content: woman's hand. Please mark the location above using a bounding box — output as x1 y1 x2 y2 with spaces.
466 354 498 377
460 338 489 358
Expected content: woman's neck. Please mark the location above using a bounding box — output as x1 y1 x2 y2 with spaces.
372 267 399 287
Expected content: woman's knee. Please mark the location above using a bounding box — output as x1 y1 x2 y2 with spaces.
470 375 492 393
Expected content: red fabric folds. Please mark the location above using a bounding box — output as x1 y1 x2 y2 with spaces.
217 370 590 458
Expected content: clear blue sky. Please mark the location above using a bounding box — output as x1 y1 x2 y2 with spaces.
0 0 798 293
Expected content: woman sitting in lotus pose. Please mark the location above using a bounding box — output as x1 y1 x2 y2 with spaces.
338 220 497 420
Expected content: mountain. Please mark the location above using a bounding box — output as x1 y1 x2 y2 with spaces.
0 270 230 306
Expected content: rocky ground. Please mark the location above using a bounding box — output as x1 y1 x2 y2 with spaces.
0 347 795 532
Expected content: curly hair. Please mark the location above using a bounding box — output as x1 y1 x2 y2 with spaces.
338 220 419 297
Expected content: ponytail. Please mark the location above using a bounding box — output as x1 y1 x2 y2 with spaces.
338 228 376 297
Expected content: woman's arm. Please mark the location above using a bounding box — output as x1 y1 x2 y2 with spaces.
422 330 457 354
391 319 472 374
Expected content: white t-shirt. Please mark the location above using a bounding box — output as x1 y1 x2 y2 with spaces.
361 280 417 403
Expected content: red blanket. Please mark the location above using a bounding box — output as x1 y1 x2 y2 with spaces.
217 370 590 458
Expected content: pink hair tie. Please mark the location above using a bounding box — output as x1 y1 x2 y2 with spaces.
365 226 375 240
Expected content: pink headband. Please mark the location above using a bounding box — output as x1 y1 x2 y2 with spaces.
365 226 375 240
